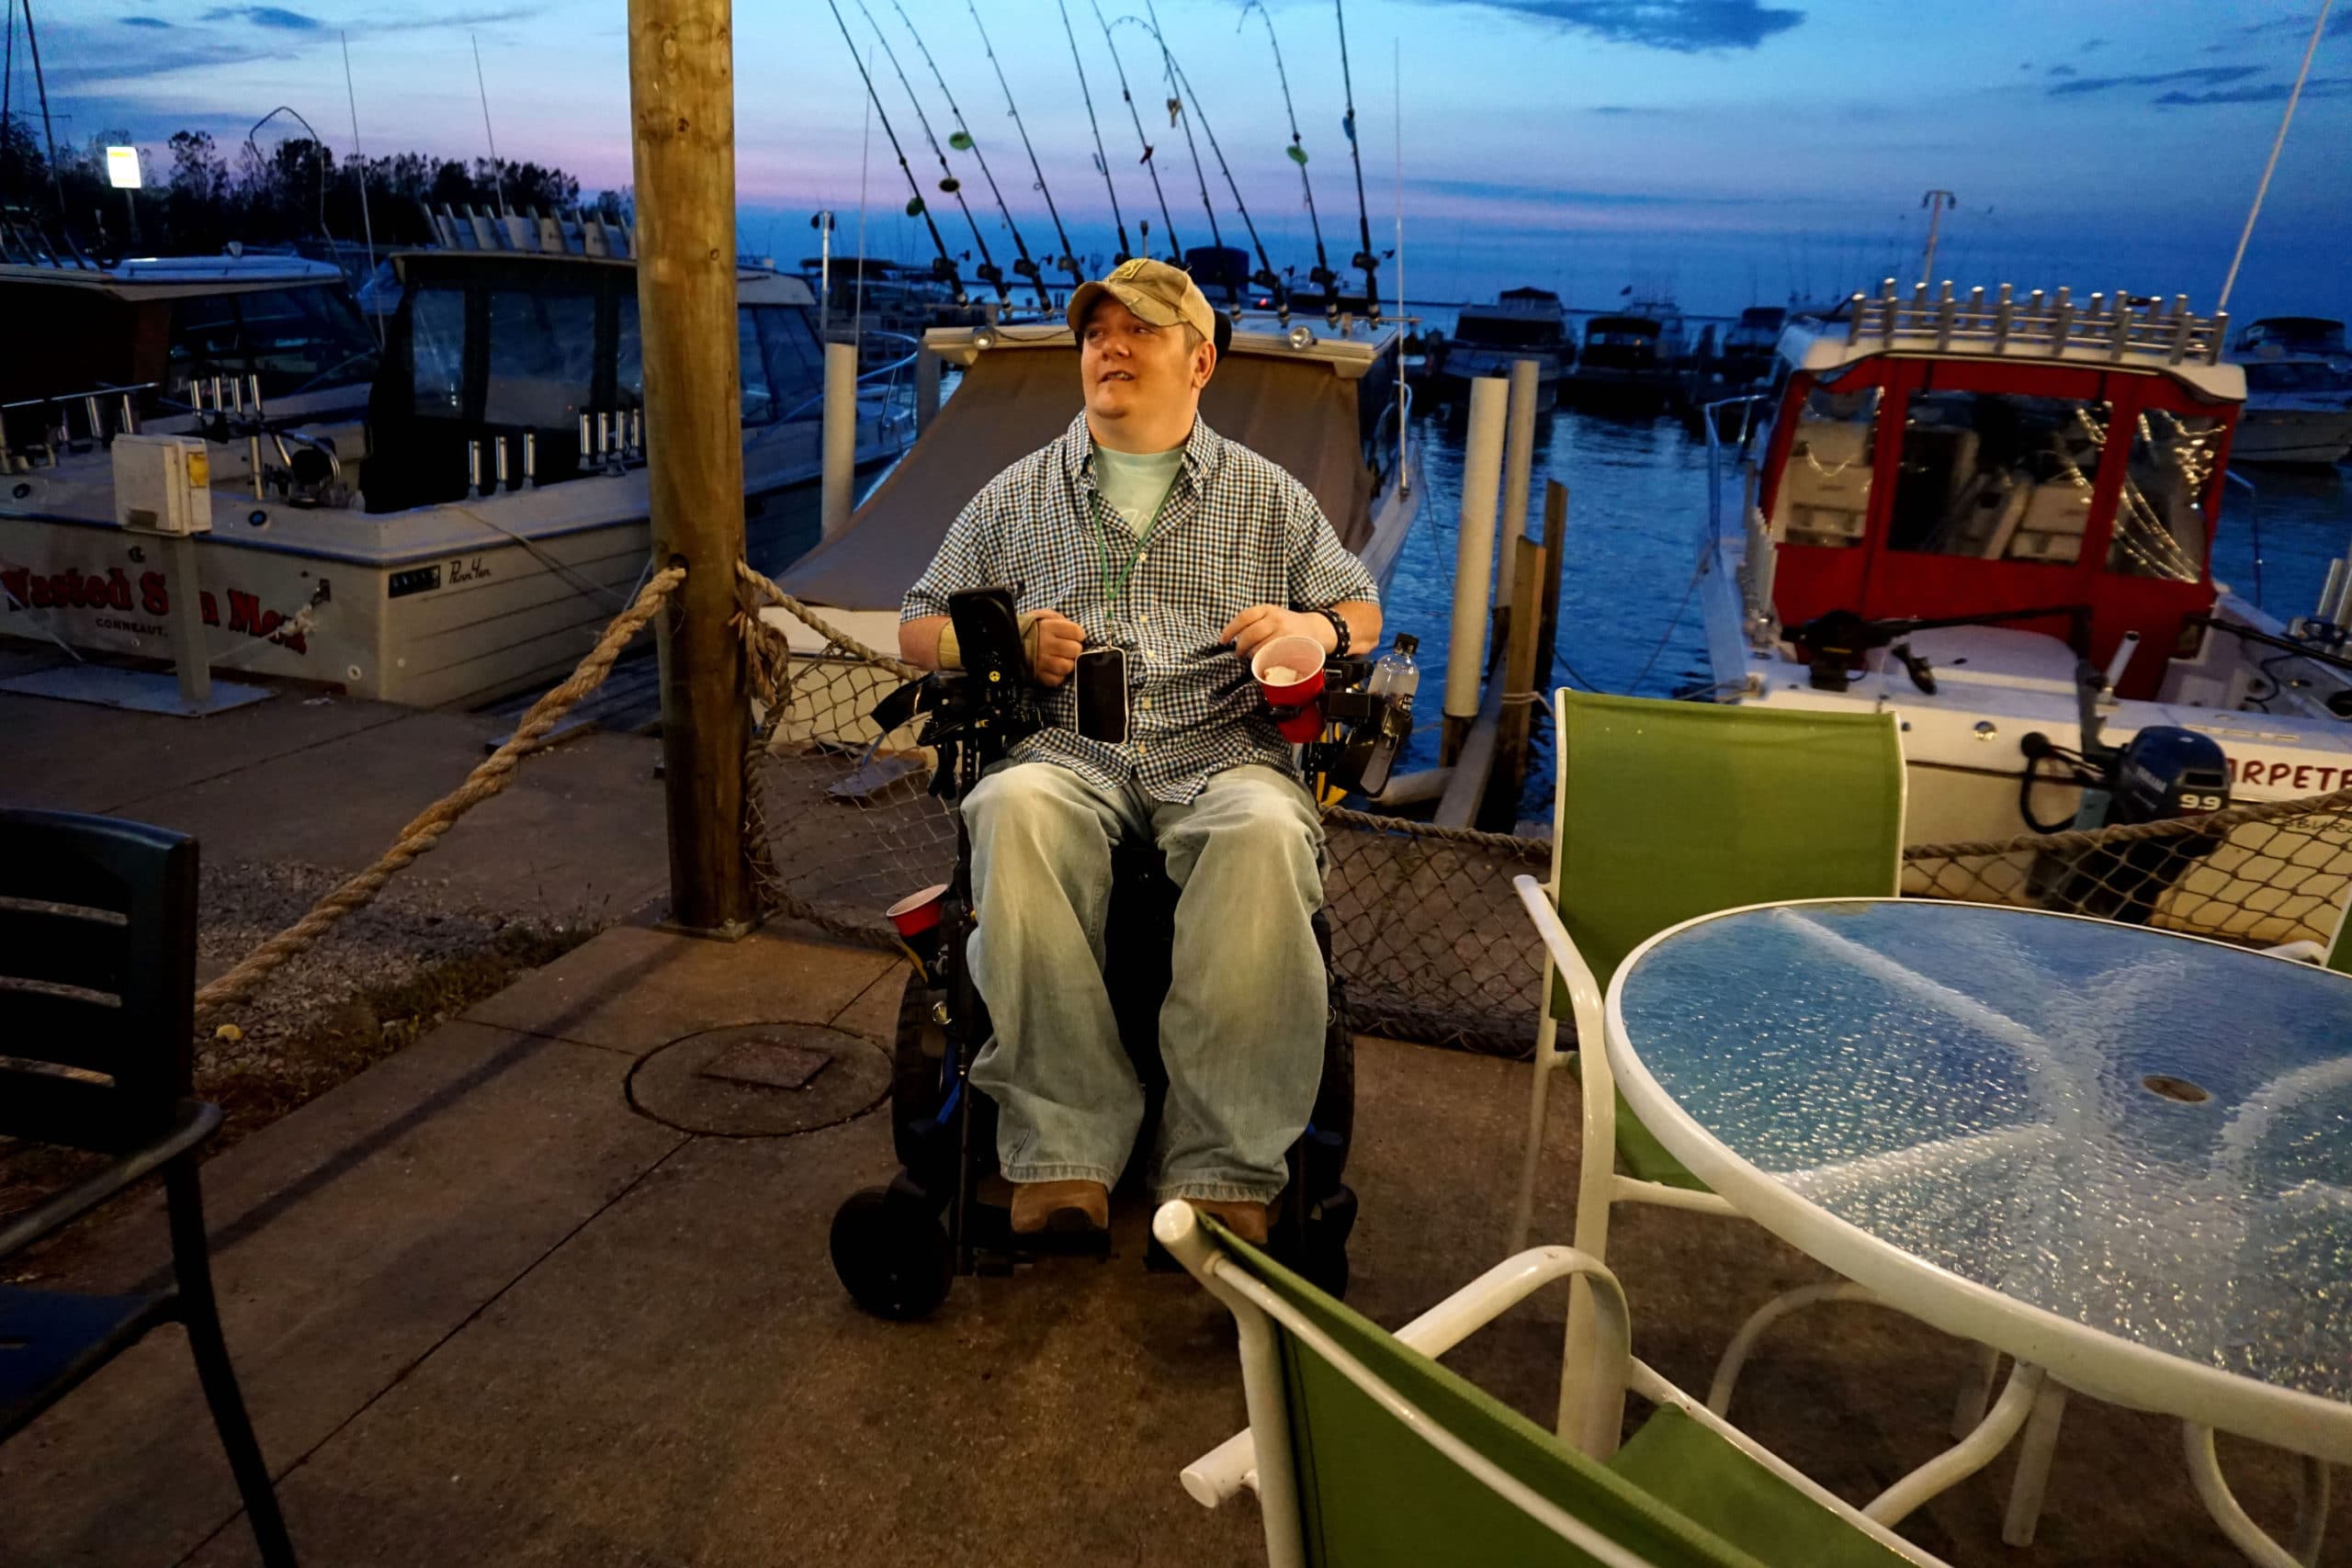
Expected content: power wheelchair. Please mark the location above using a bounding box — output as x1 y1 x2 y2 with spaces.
829 587 1410 1321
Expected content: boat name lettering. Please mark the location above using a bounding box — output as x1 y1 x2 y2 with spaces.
0 560 310 656
449 557 492 584
2226 754 2347 794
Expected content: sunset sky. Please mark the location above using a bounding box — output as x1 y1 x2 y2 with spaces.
22 0 2352 319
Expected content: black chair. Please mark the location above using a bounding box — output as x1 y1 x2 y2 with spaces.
0 808 296 1567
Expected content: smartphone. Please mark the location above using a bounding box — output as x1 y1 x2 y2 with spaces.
1074 646 1129 743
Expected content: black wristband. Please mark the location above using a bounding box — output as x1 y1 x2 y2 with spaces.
1311 605 1350 658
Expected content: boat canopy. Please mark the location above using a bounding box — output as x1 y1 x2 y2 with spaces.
780 337 1383 611
1757 287 2248 697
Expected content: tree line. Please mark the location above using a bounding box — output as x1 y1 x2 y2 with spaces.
0 118 627 260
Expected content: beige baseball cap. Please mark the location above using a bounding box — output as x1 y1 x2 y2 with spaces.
1066 256 1217 344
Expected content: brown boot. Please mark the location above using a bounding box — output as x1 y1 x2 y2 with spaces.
1010 1179 1110 1235
1186 1199 1270 1246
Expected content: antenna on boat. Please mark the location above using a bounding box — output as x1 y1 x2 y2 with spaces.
2218 0 2333 313
1057 0 1132 265
970 1 1085 295
886 0 1048 311
1333 0 1381 321
1917 189 1955 288
824 0 968 305
852 0 1008 306
1091 0 1182 263
340 31 383 344
1129 6 1221 261
1134 8 1290 320
244 106 333 243
1243 1 1337 321
470 34 507 217
14 0 65 219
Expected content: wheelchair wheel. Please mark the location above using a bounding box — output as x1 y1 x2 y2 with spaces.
831 1185 953 1320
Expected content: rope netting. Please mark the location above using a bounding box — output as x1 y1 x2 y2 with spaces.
737 579 2351 1056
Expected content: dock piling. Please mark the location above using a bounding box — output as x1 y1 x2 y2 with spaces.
821 338 858 540
1441 375 1508 765
1493 356 1540 652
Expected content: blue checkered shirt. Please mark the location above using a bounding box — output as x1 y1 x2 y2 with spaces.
902 413 1378 804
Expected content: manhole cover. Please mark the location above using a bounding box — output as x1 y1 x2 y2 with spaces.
629 1021 888 1136
701 1037 833 1090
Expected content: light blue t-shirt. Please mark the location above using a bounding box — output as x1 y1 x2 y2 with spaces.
1091 443 1185 536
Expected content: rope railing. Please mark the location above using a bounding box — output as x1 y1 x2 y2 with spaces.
192 565 686 1023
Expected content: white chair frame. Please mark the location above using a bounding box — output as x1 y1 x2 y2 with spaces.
1158 1201 1956 1568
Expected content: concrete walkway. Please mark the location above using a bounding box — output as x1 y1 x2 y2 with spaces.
3 912 2339 1567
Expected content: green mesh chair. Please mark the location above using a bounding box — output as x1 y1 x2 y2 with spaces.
1506 690 1906 1446
1157 1201 1948 1568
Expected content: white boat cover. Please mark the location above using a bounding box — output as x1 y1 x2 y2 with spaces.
778 344 1374 610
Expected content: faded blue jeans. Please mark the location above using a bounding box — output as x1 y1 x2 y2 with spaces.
963 759 1328 1203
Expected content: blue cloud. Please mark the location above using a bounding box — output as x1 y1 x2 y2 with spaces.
120 14 175 25
202 6 323 28
2156 75 2352 107
2046 63 2076 78
1410 1 1803 52
2048 64 2260 97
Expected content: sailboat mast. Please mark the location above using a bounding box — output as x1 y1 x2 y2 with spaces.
1057 0 1131 265
888 0 1047 310
823 0 967 304
1333 0 1381 320
973 0 1084 290
852 0 1007 304
1091 0 1181 263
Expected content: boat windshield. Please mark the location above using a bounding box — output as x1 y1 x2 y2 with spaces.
1771 381 1878 548
2109 409 2217 581
166 284 379 400
1453 316 1561 348
616 296 826 424
484 287 599 429
1887 390 2102 564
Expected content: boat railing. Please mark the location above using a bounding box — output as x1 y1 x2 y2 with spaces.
1845 279 2228 368
0 381 157 471
1370 380 1413 491
776 335 922 429
1701 392 1776 648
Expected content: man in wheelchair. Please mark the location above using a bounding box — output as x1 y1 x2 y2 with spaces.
898 259 1379 1246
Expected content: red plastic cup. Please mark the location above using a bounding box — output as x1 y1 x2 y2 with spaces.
1251 635 1329 743
886 883 949 939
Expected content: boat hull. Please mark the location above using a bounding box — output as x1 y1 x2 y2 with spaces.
2232 406 2352 466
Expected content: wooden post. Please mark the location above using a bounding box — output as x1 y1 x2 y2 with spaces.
1537 480 1568 689
1490 534 1546 824
630 0 754 936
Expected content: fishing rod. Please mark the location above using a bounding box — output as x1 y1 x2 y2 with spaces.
823 0 968 305
1333 0 1382 321
888 0 1049 310
1091 0 1181 264
1057 0 1131 265
850 0 1007 305
971 1 1085 293
1127 6 1219 262
1141 19 1290 320
1241 1 1337 321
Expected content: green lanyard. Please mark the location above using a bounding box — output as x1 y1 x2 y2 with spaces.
1093 486 1173 616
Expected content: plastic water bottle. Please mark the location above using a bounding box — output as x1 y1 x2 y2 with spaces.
1356 635 1419 795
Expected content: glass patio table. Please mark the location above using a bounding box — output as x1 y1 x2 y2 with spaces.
1606 897 2352 1567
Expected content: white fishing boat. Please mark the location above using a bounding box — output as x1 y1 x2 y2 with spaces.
1430 288 1569 412
1694 281 2352 940
2233 358 2352 467
1563 294 1688 413
0 230 913 709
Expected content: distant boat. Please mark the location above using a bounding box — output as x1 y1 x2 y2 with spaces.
1429 288 1570 412
1679 304 1789 434
1563 293 1688 413
2231 317 2352 467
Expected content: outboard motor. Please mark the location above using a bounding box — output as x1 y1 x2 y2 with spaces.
2027 725 2232 924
